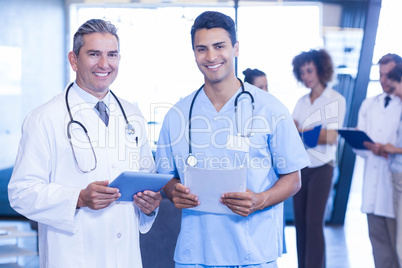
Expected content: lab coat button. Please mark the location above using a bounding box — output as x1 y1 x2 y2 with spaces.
112 164 117 169
117 233 122 238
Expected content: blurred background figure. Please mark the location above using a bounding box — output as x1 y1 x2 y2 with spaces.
243 68 268 91
381 62 402 268
355 53 402 268
291 49 346 268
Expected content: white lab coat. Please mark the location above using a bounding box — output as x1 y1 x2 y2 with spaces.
8 83 156 268
355 93 402 218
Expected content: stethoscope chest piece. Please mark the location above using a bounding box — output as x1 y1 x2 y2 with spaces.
126 123 135 135
186 154 197 167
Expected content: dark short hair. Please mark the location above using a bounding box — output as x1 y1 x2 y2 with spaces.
73 19 119 56
190 11 237 50
387 63 402 83
292 49 334 86
378 53 402 65
242 68 266 85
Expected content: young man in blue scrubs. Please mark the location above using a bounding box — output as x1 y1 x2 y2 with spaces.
156 11 309 267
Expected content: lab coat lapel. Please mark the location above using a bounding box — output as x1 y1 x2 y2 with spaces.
67 87 105 129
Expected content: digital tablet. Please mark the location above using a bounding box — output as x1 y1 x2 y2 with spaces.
338 129 374 150
108 172 173 201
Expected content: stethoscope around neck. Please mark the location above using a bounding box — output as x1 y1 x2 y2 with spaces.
65 82 136 173
186 78 255 167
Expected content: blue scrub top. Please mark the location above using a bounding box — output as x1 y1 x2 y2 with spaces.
156 82 309 266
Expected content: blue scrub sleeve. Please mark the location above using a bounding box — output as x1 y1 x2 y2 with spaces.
155 115 180 178
269 106 310 174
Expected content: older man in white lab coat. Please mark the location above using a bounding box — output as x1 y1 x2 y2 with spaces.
8 19 161 268
355 53 402 268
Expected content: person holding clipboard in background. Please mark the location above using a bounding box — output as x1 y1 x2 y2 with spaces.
156 11 309 268
291 49 346 268
379 63 402 268
353 53 402 268
357 63 402 268
8 19 162 268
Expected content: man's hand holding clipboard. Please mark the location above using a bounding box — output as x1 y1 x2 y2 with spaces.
339 128 395 158
337 128 374 150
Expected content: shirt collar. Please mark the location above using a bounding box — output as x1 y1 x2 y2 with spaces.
321 86 332 99
387 93 398 101
72 82 111 108
302 86 331 105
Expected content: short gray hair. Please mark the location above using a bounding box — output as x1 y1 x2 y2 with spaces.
72 19 119 56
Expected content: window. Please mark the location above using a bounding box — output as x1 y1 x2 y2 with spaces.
71 3 322 147
368 0 402 98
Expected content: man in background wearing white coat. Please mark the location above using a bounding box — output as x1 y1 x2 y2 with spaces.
8 19 161 268
355 53 402 268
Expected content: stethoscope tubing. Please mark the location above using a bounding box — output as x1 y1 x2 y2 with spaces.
65 82 135 172
186 78 254 167
65 82 131 132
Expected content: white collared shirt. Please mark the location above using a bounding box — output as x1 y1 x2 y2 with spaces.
72 82 111 117
292 86 346 168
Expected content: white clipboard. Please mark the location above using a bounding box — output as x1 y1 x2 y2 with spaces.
183 166 247 215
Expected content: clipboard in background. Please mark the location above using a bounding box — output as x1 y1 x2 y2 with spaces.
108 172 173 201
337 129 374 150
299 125 322 148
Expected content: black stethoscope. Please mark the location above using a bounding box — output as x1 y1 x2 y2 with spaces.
186 78 255 167
65 82 136 173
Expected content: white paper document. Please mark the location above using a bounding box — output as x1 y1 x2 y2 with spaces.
183 166 247 215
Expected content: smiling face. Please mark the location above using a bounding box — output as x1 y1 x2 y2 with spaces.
193 28 239 86
380 61 396 94
68 32 120 99
299 61 322 91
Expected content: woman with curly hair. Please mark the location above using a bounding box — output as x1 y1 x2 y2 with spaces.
291 49 346 268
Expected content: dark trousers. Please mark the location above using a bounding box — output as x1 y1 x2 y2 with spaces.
293 163 334 268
